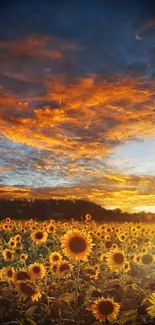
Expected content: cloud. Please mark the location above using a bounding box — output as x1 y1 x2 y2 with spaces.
0 1 155 212
1 173 155 212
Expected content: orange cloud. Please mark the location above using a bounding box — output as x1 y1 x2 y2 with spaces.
1 75 155 157
0 36 155 213
0 35 63 60
1 174 155 212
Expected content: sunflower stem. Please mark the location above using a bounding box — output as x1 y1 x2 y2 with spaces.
75 258 80 310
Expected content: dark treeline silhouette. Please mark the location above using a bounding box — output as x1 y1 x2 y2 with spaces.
0 199 155 222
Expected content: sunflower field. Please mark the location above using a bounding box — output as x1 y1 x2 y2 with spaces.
0 215 155 325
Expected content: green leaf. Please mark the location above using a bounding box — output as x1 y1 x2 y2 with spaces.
56 292 75 304
26 317 37 325
118 309 137 325
17 319 24 325
25 305 38 317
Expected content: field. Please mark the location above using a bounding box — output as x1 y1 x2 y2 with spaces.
0 215 155 325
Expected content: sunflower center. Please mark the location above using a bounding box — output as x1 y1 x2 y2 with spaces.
98 300 114 315
60 263 70 272
35 231 44 239
16 249 21 254
19 282 36 296
105 241 112 249
7 251 12 259
113 253 124 264
69 236 87 253
16 271 30 281
53 255 59 261
33 266 40 273
142 254 153 264
7 269 13 277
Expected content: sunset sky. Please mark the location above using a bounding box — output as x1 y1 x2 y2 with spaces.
0 0 155 212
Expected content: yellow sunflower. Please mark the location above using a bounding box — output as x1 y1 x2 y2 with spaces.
123 261 131 273
85 213 92 221
106 249 126 272
84 265 99 280
16 281 41 301
140 247 147 254
57 260 73 277
5 217 11 224
134 254 141 265
147 292 155 318
8 238 17 249
47 223 56 233
2 249 14 261
30 230 48 245
29 262 46 280
2 266 15 282
49 251 62 264
111 243 118 250
20 253 28 261
117 233 127 243
15 234 21 242
91 297 120 323
2 223 11 231
51 263 58 275
61 230 93 261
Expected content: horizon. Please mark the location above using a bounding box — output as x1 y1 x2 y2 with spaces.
1 0 155 213
0 196 155 215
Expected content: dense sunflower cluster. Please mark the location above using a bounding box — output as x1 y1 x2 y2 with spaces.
0 216 155 324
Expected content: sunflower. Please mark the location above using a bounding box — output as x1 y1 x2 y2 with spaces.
49 252 62 264
131 243 138 250
29 263 46 280
20 253 28 261
100 253 107 263
106 249 126 272
84 265 99 280
147 292 155 318
13 269 31 283
2 266 15 282
57 260 73 277
16 281 41 301
85 213 92 221
118 233 127 243
2 249 14 261
6 217 11 224
129 253 135 262
104 234 110 241
15 234 21 242
47 223 56 233
123 261 131 273
8 238 16 249
111 243 118 250
140 247 147 254
30 230 48 245
51 263 58 275
91 297 120 323
61 230 93 261
134 254 141 264
2 223 11 231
